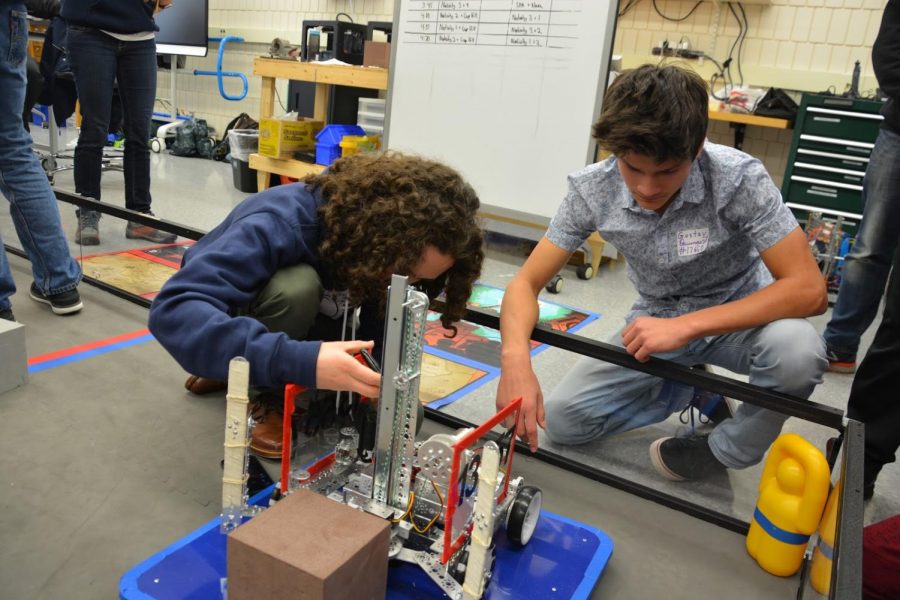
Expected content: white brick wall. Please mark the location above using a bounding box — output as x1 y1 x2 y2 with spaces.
155 0 393 133
164 0 882 189
614 0 884 185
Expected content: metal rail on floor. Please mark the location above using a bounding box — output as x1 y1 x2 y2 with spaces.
21 189 860 599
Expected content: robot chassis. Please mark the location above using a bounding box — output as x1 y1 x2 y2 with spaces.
221 275 543 600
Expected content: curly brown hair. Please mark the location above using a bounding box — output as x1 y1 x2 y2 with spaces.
592 64 709 162
304 152 484 333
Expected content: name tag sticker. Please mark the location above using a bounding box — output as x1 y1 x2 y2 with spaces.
677 228 709 257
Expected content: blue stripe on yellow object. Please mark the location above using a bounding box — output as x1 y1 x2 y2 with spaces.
753 508 811 545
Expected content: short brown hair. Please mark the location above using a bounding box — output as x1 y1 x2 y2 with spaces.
304 152 484 333
592 65 708 162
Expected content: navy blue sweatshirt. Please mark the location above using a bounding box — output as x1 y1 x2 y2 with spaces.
60 0 157 34
148 184 331 389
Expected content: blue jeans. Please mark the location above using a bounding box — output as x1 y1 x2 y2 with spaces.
0 3 81 311
66 26 156 213
544 313 827 469
823 127 900 359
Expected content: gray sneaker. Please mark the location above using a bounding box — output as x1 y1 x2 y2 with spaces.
75 211 101 245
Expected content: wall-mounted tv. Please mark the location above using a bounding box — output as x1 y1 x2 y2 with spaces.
154 0 209 57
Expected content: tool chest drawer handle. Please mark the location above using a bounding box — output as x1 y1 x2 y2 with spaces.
800 134 874 150
807 107 884 121
791 175 864 192
786 202 862 221
797 148 869 165
795 162 866 177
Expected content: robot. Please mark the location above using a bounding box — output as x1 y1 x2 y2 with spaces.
221 275 543 600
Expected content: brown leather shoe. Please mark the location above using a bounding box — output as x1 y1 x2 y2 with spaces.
184 375 227 395
250 405 284 459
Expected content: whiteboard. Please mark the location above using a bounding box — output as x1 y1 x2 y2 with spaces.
386 0 618 221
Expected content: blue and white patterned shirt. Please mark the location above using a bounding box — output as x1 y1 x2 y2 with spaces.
547 142 799 318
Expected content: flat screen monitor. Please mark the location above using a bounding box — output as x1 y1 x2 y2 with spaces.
154 0 208 57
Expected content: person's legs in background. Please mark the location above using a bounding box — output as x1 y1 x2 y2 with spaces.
822 127 900 373
66 26 117 246
116 36 174 244
845 246 900 499
0 4 82 317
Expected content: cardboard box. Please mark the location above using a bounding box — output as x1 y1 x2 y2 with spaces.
363 41 390 69
258 118 324 159
0 319 27 395
227 489 390 600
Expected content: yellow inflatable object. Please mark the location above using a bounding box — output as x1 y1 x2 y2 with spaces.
810 479 841 594
746 433 831 576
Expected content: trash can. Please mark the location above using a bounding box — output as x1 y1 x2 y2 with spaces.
228 129 259 193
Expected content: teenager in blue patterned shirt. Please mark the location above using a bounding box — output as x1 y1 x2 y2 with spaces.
497 65 829 481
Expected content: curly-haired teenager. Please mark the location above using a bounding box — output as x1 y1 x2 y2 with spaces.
149 153 483 455
496 65 828 480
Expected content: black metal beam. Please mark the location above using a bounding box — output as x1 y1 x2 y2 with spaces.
448 303 845 430
54 189 205 241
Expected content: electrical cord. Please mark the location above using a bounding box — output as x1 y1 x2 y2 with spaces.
335 12 353 22
618 0 642 17
410 480 444 534
652 0 705 22
273 84 287 113
738 3 749 87
726 2 748 87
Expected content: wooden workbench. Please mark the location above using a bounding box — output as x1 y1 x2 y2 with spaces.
249 58 389 191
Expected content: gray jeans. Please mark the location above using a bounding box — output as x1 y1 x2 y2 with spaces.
544 314 827 469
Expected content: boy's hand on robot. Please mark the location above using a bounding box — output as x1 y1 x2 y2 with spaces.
316 340 381 398
496 369 545 453
622 315 694 362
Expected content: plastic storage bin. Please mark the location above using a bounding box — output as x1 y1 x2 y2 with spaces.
356 98 386 135
315 124 366 166
339 134 381 157
228 129 259 162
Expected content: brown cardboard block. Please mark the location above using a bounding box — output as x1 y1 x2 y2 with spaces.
363 41 390 69
227 489 390 599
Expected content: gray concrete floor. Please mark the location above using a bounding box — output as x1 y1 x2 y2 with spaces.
0 135 895 599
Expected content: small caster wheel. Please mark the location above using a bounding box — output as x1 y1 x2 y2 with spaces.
576 263 594 280
545 274 563 294
150 138 163 153
507 486 542 546
41 156 57 171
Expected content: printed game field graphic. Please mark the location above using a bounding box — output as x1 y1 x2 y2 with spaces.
421 283 599 409
76 242 193 299
74 250 598 408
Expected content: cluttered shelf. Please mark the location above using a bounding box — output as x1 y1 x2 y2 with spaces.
250 58 389 191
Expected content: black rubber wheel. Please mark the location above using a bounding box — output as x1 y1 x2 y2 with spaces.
576 263 594 280
545 275 563 294
507 486 542 546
